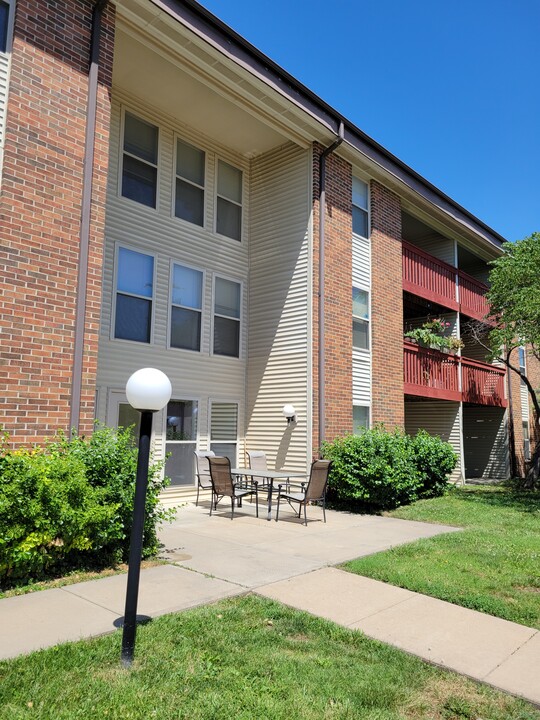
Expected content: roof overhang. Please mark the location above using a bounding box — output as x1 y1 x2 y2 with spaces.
114 0 507 254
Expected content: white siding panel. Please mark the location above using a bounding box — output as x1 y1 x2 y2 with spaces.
463 406 509 479
0 52 9 149
520 381 529 422
352 235 370 288
246 143 311 473
352 351 370 404
405 401 462 482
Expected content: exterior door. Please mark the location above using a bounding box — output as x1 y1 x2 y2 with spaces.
165 399 198 486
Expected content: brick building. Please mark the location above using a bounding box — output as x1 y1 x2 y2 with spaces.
1 0 537 497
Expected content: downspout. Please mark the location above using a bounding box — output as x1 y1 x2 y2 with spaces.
506 366 517 478
69 0 109 436
318 122 344 450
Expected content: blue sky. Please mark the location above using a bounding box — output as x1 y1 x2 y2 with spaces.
199 0 539 242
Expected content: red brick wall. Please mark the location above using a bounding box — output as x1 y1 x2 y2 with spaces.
0 0 115 444
312 146 353 452
370 180 404 428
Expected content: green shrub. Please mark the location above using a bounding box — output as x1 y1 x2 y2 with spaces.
0 425 171 585
0 446 117 581
411 429 457 499
321 426 457 512
56 425 171 562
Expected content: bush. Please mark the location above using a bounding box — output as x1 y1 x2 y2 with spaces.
411 429 457 498
321 426 457 512
0 426 171 584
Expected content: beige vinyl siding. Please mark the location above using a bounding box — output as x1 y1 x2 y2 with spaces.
411 235 456 266
97 93 248 466
462 406 509 479
352 351 370 405
405 400 462 482
521 385 530 422
246 142 310 473
352 230 371 413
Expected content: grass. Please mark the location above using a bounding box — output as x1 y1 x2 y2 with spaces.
343 485 540 628
0 595 538 720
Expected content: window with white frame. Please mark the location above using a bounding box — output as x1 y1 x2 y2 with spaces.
352 176 369 238
213 277 241 357
175 138 205 226
0 1 10 53
122 112 158 208
352 286 370 350
114 247 154 343
523 420 531 461
353 405 370 433
170 263 203 351
216 160 242 240
210 402 238 465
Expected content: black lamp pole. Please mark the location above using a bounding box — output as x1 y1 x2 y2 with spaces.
121 409 154 667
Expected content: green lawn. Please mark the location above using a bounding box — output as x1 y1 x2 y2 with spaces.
0 595 538 720
344 485 540 628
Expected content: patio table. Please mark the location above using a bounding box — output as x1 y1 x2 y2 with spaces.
232 468 306 521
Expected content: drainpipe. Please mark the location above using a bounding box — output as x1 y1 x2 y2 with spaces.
69 0 109 436
318 122 344 450
506 366 517 478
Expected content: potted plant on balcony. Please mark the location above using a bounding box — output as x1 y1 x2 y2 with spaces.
404 318 463 354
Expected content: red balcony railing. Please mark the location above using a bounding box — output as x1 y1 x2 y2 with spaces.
403 341 507 407
461 357 507 407
403 341 461 401
402 242 493 323
458 270 491 322
402 241 458 311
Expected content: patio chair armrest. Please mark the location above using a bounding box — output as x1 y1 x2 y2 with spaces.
278 481 305 493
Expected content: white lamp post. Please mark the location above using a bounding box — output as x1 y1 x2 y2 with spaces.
121 368 171 668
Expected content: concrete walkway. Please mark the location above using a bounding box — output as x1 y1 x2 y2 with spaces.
1 501 538 707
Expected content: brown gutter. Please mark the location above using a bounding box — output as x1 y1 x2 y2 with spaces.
318 123 344 448
69 0 109 436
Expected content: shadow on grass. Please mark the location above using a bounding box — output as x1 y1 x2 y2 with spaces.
452 485 540 515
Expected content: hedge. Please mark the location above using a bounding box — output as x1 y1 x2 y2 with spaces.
0 426 171 585
321 426 457 512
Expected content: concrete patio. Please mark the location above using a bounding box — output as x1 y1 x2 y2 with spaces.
1 499 539 707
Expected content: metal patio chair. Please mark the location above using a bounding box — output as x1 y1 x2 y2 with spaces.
247 450 271 490
208 456 259 519
194 450 215 506
275 459 332 525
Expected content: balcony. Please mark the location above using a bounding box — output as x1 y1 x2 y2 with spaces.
402 241 492 322
404 341 507 407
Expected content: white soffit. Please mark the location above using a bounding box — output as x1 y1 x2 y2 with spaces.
114 1 332 155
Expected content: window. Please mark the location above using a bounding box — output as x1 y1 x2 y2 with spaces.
352 176 369 238
213 277 241 357
165 400 198 486
353 405 370 433
170 264 203 351
523 421 531 461
216 160 242 240
175 139 205 226
519 347 527 375
0 1 9 53
352 287 369 350
210 402 238 465
122 112 158 208
114 247 154 343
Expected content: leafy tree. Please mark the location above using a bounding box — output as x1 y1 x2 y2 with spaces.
465 232 540 482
